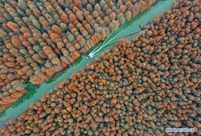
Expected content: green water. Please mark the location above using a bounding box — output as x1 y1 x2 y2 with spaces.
0 0 176 125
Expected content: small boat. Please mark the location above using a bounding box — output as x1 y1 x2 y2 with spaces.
139 25 145 30
86 54 93 59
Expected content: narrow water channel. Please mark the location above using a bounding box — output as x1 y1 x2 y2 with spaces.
0 0 176 127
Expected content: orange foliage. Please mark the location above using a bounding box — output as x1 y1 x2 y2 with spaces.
22 41 30 47
9 48 18 55
120 5 127 13
73 20 79 25
25 9 32 16
50 33 60 41
86 15 93 23
17 69 24 76
19 90 28 93
74 0 82 8
30 63 38 67
111 98 117 104
5 43 12 49
108 68 114 74
106 9 112 15
84 24 91 29
109 1 114 7
61 62 68 68
30 73 48 84
44 49 54 56
33 8 41 16
100 34 104 41
45 68 56 77
11 36 21 47
23 32 31 38
57 42 65 49
2 23 10 30
44 2 51 7
7 57 15 62
28 50 35 55
6 65 14 72
91 35 99 44
20 27 29 33
7 21 18 30
0 29 6 38
11 92 23 99
73 51 80 58
68 24 75 30
99 11 104 18
73 6 79 13
52 25 61 33
7 7 16 13
135 40 142 47
69 13 77 21
67 83 76 90
60 12 68 23
76 35 83 41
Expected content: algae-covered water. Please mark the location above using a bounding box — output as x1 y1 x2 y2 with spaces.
0 0 176 127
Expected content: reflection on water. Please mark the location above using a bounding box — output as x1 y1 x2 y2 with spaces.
0 86 36 117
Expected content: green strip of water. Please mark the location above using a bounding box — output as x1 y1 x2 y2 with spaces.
0 0 176 125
